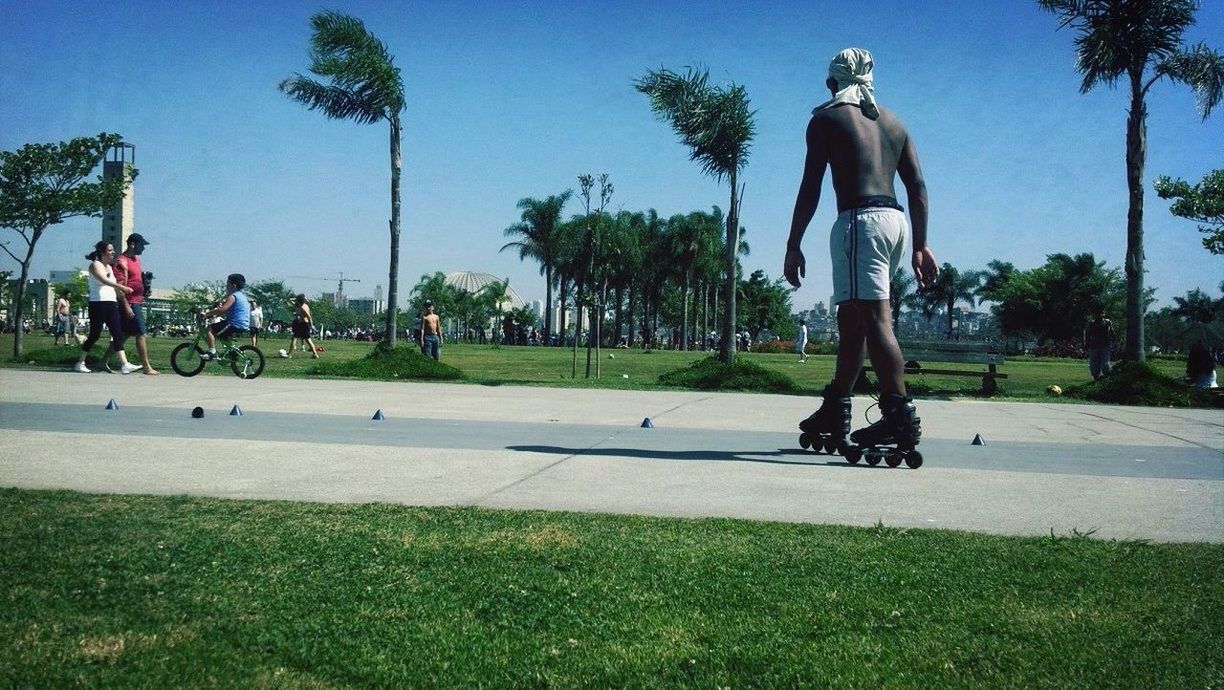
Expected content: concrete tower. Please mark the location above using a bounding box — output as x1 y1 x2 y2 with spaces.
101 143 135 250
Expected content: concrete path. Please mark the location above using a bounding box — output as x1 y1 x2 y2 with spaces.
1 369 1220 542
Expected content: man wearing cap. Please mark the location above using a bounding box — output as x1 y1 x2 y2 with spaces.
113 233 159 375
419 300 442 361
784 47 938 453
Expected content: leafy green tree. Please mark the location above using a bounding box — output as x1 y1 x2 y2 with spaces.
246 280 296 325
0 133 134 355
280 11 407 348
500 191 572 341
920 263 983 337
1155 169 1224 254
978 253 1125 344
1039 0 1223 360
737 269 794 340
636 67 755 364
168 282 225 327
51 271 88 307
408 272 458 327
1171 287 1220 325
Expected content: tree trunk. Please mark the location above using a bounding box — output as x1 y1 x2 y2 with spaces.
544 265 553 345
626 286 636 351
1124 79 1146 362
558 275 569 346
10 258 32 358
720 168 740 364
384 114 402 348
681 272 690 351
614 284 624 347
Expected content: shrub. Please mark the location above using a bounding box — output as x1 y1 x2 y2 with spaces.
658 356 798 392
1066 361 1219 408
308 345 463 381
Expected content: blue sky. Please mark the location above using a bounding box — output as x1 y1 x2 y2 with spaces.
1 0 1220 311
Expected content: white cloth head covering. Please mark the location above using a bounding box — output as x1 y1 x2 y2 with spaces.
812 47 880 120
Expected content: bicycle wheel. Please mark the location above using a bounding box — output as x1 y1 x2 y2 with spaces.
231 345 265 379
171 342 207 377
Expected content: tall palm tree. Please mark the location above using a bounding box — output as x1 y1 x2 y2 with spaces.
280 11 407 348
636 67 755 364
923 263 983 338
1039 0 1223 360
500 191 571 343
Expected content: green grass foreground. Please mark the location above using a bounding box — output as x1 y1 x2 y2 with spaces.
3 332 1209 405
2 490 1220 687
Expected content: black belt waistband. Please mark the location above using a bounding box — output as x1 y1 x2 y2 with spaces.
843 195 904 212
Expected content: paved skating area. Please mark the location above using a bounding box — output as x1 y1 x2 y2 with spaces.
1 369 1220 542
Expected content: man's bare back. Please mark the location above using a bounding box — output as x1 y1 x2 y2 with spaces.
785 99 934 289
422 313 440 336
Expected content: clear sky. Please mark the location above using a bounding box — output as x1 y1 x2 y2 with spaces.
2 0 1220 311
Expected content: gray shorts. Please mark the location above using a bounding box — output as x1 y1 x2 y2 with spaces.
830 207 908 304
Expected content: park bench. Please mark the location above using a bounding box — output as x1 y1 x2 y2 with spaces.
865 340 1007 394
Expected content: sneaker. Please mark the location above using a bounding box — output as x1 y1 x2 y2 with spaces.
73 361 91 373
200 350 216 361
119 362 141 375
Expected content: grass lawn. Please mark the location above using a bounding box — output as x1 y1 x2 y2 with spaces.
2 489 1220 687
3 331 1196 403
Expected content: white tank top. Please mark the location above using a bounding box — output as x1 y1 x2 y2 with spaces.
88 261 117 302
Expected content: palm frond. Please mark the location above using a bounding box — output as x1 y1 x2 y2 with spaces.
1039 0 1199 93
1157 42 1224 118
282 10 405 124
634 67 755 182
279 75 385 124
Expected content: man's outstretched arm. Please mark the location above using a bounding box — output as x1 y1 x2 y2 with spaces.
897 134 937 288
784 118 828 288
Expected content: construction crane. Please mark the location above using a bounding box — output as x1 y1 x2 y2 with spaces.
285 272 363 303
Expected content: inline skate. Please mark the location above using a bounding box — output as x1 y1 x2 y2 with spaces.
798 384 851 455
845 393 923 469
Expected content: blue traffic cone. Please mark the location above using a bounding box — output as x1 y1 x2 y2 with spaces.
971 433 985 446
640 417 654 428
105 399 118 410
372 409 385 421
229 405 243 416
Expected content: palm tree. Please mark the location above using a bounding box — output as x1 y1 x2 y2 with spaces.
636 67 755 364
500 191 571 343
923 263 983 338
1039 0 1223 361
280 11 407 348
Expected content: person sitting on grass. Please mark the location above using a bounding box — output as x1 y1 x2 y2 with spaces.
199 273 250 360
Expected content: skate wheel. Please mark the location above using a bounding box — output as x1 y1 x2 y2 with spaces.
836 442 851 457
823 439 838 454
845 446 862 464
885 450 902 468
799 433 811 450
905 451 924 469
866 451 882 466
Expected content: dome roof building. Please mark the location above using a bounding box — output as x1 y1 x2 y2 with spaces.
443 271 526 309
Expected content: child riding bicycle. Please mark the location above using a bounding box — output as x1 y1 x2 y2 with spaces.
200 273 250 360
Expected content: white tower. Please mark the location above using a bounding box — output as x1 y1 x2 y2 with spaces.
101 143 135 250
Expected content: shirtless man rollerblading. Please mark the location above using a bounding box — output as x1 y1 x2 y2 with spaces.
785 48 938 469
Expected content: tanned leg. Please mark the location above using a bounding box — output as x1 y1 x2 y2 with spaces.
833 303 867 395
856 298 906 396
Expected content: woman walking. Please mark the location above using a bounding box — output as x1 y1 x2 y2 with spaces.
74 241 139 374
287 293 320 358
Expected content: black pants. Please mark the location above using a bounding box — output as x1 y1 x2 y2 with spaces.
82 301 127 352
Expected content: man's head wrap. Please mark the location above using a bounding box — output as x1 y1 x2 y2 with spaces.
813 47 880 120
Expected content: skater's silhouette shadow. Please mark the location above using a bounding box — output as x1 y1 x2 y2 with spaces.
507 445 878 468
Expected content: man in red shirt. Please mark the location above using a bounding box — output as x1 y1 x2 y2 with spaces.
114 233 159 375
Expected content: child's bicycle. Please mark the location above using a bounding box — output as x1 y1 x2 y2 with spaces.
170 311 265 379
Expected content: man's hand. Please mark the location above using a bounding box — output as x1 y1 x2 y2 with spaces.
912 247 939 289
784 248 806 288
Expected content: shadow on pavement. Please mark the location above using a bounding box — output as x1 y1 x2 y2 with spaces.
506 445 886 468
